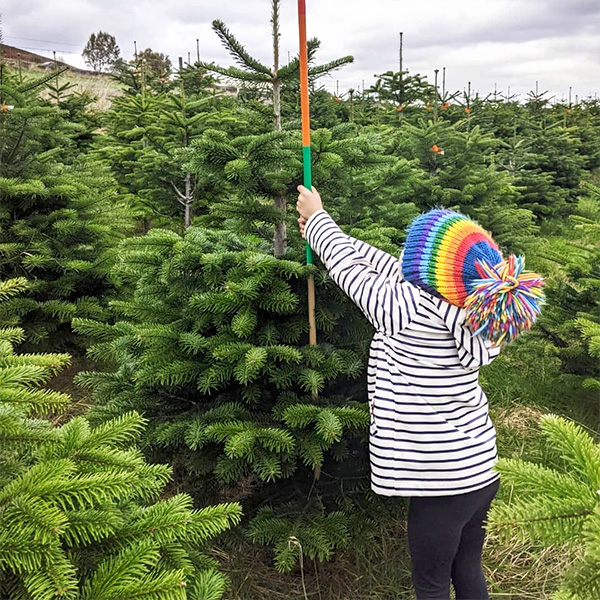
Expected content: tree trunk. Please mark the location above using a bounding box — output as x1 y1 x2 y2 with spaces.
273 191 287 256
272 0 281 132
173 175 193 230
273 77 281 132
184 172 192 229
271 0 286 256
272 78 286 255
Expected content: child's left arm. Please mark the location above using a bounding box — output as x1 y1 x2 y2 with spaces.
346 236 401 279
297 189 402 279
303 209 420 335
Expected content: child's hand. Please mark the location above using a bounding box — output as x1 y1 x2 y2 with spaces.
296 185 323 220
298 216 307 239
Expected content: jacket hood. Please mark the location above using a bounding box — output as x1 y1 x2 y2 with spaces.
437 299 498 370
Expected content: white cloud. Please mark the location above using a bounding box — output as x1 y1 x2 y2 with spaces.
2 0 599 101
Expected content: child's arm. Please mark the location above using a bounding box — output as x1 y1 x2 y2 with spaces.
346 236 401 279
303 209 420 335
298 213 402 279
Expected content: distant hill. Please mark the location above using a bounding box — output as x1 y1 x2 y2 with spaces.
0 44 241 110
1 43 123 111
0 43 95 75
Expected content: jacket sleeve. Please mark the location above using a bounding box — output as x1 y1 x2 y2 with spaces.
304 209 420 335
346 236 401 279
440 301 502 369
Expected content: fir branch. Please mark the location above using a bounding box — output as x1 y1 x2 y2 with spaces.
308 56 354 80
211 19 272 76
195 60 268 83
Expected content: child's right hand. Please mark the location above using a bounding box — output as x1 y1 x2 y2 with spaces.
298 216 307 239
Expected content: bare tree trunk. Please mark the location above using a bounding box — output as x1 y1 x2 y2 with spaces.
273 191 287 256
272 0 281 132
398 32 404 124
184 172 192 229
273 77 281 132
271 0 286 256
172 173 193 230
272 78 286 255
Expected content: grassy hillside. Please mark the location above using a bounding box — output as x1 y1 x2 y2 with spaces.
43 68 124 111
32 65 123 111
1 44 123 111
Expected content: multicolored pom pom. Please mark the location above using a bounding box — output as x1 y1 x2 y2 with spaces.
464 255 545 345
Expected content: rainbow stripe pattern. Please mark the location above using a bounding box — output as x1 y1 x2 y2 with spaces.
402 209 503 307
401 209 545 345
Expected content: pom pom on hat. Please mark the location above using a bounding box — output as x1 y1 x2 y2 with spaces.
464 254 545 345
401 208 545 345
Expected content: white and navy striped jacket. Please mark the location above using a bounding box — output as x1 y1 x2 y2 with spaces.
304 209 502 497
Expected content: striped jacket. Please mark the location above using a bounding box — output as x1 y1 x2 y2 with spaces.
304 209 502 497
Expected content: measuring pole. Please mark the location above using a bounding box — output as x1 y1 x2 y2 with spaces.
298 0 317 349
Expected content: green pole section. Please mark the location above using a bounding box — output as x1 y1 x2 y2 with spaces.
302 145 314 264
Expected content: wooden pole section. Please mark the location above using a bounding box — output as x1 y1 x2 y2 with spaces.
298 0 317 350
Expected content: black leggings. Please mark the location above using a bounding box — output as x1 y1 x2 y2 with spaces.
408 478 500 600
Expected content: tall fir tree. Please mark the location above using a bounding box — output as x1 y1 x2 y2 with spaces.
95 68 261 231
197 0 353 255
366 69 435 124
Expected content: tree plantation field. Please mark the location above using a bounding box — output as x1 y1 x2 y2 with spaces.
1 4 600 600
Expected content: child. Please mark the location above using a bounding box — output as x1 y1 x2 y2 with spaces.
296 185 544 600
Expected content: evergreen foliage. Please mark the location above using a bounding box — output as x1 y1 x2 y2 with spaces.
0 69 132 348
197 9 353 111
248 505 350 572
366 70 436 124
0 277 242 599
3 15 600 592
487 414 600 600
95 72 261 230
196 0 354 255
78 72 600 574
535 182 600 390
71 224 373 569
181 123 423 253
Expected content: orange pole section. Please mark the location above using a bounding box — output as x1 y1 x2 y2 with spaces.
298 0 311 148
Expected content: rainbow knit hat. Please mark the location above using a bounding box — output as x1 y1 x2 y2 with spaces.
401 208 545 345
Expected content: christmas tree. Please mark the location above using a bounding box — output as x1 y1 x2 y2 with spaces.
197 0 353 255
0 277 242 599
487 414 600 600
72 221 382 569
0 67 132 349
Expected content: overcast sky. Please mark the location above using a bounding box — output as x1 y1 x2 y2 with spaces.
3 0 599 102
